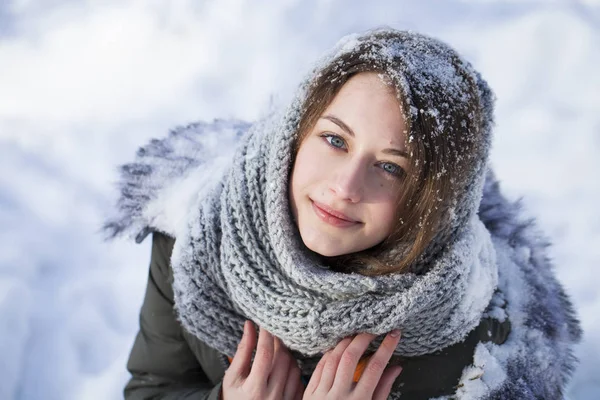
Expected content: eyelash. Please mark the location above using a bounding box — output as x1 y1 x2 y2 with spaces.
318 133 405 178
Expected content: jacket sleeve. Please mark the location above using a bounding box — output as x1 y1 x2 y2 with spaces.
124 232 223 400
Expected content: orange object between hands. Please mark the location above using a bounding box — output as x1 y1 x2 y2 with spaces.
226 355 370 383
352 356 370 382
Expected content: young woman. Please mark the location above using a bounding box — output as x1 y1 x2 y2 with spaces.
106 28 581 399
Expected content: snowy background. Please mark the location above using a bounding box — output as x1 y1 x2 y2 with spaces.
0 0 598 399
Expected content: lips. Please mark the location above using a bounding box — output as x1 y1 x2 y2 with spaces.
311 199 360 228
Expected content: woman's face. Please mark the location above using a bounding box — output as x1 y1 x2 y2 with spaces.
289 72 409 257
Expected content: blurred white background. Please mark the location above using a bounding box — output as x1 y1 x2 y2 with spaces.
0 0 598 399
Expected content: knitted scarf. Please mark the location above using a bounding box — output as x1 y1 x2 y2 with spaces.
170 112 496 360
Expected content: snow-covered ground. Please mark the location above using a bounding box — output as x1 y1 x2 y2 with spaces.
0 1 598 399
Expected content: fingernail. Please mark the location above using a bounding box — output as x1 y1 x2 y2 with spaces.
390 329 401 338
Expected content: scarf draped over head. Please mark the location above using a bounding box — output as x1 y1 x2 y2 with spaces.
167 28 498 362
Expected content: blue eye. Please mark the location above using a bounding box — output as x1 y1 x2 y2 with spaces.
321 134 346 150
380 162 403 177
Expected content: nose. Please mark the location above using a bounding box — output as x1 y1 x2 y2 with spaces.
329 159 365 203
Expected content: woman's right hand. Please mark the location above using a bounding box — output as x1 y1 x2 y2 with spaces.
222 320 304 400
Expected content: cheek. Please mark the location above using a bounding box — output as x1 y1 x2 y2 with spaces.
369 196 398 235
292 140 331 190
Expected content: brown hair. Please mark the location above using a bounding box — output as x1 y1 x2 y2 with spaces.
291 31 485 276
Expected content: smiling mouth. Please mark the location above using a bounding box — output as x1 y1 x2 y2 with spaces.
310 200 361 228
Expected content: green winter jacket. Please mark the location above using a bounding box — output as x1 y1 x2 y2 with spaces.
124 232 510 400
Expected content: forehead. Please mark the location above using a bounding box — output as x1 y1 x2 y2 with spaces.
323 73 406 145
338 72 396 95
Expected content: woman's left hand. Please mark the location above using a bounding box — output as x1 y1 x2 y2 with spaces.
303 331 403 400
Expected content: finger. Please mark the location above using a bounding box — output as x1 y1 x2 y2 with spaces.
319 337 353 391
305 352 328 395
372 366 402 400
249 325 275 381
227 321 256 380
294 384 304 400
332 333 377 389
356 330 401 395
267 337 292 395
282 362 302 400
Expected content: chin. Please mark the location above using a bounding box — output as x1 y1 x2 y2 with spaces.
299 230 345 257
301 233 362 257
306 242 346 257
302 231 382 257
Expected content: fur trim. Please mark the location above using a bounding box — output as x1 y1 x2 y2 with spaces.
103 118 250 242
467 170 583 399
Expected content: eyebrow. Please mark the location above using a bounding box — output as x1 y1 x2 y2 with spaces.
322 114 410 159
